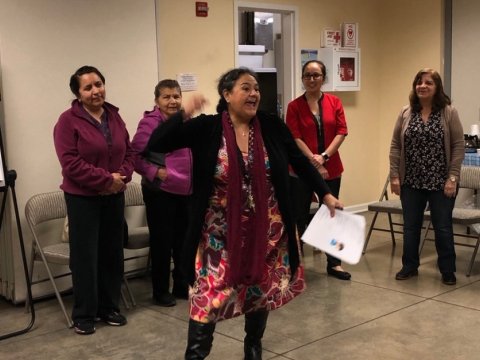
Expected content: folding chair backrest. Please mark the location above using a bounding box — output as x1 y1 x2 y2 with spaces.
123 182 149 250
124 182 144 207
25 191 67 227
377 176 391 201
459 166 480 191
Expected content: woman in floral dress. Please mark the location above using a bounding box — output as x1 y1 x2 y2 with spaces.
147 67 342 359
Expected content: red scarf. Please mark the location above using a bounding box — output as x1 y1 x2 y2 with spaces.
221 111 269 286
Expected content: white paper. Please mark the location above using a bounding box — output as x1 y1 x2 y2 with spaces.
301 205 366 264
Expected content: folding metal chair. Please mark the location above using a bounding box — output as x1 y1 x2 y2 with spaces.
123 182 150 307
421 166 480 276
363 177 403 253
25 191 73 328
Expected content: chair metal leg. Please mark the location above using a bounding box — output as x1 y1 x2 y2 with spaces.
120 287 130 310
145 250 152 276
363 212 379 254
387 213 396 247
122 275 136 307
44 265 73 328
419 221 432 255
34 248 73 328
466 236 480 277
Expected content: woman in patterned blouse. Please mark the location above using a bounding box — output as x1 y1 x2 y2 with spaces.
389 68 464 286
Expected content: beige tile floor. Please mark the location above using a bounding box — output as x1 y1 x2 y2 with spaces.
1 212 480 359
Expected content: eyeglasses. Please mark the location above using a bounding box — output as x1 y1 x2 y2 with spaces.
302 73 323 80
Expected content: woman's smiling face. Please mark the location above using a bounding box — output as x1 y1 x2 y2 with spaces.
223 73 260 121
415 73 437 103
155 87 182 117
302 62 325 93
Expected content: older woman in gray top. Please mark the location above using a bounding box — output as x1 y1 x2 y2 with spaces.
389 68 464 286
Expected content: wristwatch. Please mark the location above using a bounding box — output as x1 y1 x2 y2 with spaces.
449 176 456 183
321 152 330 161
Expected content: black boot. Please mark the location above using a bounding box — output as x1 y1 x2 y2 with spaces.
184 319 216 359
244 310 269 360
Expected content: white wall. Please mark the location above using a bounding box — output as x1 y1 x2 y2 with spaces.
0 0 158 302
452 0 480 134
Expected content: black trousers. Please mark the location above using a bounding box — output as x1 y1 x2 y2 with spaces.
142 185 188 297
290 175 342 268
65 192 125 323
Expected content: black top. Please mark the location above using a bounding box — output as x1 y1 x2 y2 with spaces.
147 110 332 284
404 111 446 191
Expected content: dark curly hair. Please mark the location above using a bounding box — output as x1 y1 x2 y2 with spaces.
216 67 259 113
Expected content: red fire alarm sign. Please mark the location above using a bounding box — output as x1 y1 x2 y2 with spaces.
196 2 208 17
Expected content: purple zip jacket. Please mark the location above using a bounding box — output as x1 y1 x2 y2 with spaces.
53 100 135 196
131 107 192 195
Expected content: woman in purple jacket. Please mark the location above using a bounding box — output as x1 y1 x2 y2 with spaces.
131 79 192 306
53 65 135 335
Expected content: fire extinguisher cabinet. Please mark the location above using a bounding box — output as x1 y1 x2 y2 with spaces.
318 47 361 91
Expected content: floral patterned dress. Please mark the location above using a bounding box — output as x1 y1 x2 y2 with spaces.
189 137 306 323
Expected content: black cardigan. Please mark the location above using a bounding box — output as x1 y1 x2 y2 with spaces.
147 111 331 285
